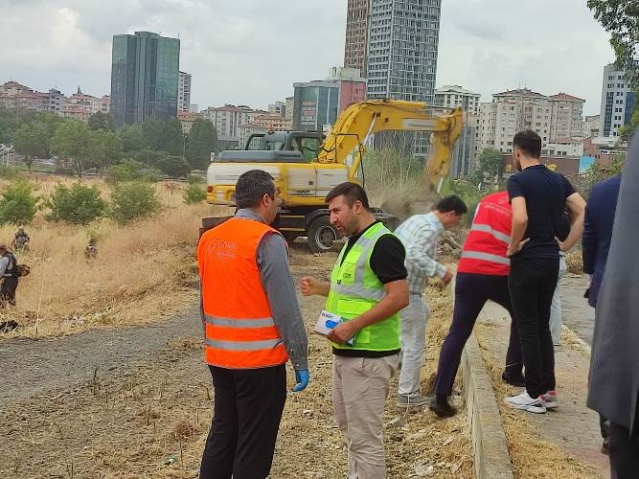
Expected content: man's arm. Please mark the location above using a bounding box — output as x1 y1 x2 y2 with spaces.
404 226 447 279
508 196 528 256
0 257 9 277
300 277 330 297
582 198 597 275
259 233 309 371
327 279 409 343
559 192 586 251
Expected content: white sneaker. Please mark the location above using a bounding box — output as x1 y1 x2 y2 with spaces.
504 391 546 414
541 390 558 409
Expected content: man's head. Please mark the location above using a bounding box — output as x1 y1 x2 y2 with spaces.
434 195 468 229
0 245 7 255
325 182 372 236
235 169 279 224
512 130 542 171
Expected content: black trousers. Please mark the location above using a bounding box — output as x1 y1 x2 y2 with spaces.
434 273 523 396
509 258 559 398
0 277 18 307
199 364 287 479
610 421 639 478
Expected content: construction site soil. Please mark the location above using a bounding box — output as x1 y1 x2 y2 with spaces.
0 249 474 479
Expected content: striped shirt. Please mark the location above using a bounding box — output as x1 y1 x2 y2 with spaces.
395 212 447 295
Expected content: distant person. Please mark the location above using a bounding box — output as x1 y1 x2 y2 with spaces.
504 130 585 414
0 244 19 307
85 239 98 260
11 227 30 252
300 182 409 479
588 137 639 477
430 191 524 417
582 174 622 454
393 195 467 408
197 169 309 479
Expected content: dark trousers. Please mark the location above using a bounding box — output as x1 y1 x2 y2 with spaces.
199 364 287 479
0 277 18 307
434 273 523 396
609 421 639 479
509 258 559 398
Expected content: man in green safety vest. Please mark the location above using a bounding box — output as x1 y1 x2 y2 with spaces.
301 182 409 479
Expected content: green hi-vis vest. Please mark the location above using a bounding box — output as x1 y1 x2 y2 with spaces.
326 222 400 352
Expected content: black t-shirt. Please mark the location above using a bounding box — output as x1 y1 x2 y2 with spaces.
334 221 407 358
507 164 576 261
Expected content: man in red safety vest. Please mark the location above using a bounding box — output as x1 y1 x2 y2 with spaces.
430 191 524 417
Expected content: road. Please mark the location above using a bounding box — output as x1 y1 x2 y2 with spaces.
559 274 596 345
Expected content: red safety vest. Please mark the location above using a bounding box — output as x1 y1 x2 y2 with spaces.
197 217 288 369
458 191 512 276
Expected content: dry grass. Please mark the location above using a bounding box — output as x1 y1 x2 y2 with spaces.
0 177 234 338
565 251 584 275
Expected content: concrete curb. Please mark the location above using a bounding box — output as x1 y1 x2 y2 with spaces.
462 332 514 479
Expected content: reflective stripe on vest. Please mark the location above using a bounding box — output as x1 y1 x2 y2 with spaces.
198 217 288 369
460 250 510 266
470 223 511 244
326 222 401 352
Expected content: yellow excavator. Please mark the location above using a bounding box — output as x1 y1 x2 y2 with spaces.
205 99 463 252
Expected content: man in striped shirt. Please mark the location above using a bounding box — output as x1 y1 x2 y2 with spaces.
395 195 468 407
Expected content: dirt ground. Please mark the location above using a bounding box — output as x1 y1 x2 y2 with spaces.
0 248 474 479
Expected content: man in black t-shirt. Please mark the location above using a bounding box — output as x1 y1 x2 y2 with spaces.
504 130 585 414
300 182 409 478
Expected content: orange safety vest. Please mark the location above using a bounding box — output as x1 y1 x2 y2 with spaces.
197 217 288 369
458 191 512 276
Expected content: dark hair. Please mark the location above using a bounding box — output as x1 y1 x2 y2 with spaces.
235 170 276 209
513 130 542 158
325 182 370 210
435 195 468 215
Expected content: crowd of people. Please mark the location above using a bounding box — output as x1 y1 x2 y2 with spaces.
196 129 637 479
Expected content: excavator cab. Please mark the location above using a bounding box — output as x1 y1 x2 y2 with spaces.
245 131 324 162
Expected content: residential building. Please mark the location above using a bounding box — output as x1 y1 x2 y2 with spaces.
268 101 286 117
0 81 32 96
238 123 269 148
177 111 205 134
0 82 47 112
434 85 480 178
62 87 106 122
110 31 180 126
46 89 65 114
292 80 339 131
543 138 585 157
328 67 367 112
285 96 294 121
178 71 192 113
549 93 585 140
344 0 370 77
366 0 441 103
583 114 600 138
599 63 636 138
201 105 269 149
251 114 292 131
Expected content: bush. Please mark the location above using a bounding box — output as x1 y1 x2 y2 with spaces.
109 181 160 225
183 183 207 204
156 156 191 179
106 160 144 184
0 165 22 180
46 182 107 225
0 181 39 225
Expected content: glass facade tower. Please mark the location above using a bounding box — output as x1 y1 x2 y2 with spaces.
111 31 180 126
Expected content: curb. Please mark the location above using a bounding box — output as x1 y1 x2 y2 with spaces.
462 332 514 479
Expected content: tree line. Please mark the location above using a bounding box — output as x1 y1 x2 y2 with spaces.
0 109 219 178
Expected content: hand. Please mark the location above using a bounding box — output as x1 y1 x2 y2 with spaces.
327 321 357 344
555 237 568 252
300 276 319 296
506 238 530 257
442 268 453 285
292 369 309 392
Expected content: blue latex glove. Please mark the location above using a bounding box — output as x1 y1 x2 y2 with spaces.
292 369 310 392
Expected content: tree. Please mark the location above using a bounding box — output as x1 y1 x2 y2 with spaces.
50 120 91 177
156 155 191 178
159 117 185 156
88 111 115 132
186 119 218 169
46 183 107 225
88 130 121 174
588 1 639 89
478 148 505 179
0 181 39 225
133 148 169 167
12 122 49 171
119 124 144 153
109 181 160 225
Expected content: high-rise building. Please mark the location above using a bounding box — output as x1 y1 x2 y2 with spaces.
599 63 636 138
178 71 192 113
366 0 441 103
285 96 294 121
434 85 480 178
292 81 339 131
549 93 585 140
344 0 370 77
110 31 180 126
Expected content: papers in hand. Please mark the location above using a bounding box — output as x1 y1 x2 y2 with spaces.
314 310 356 346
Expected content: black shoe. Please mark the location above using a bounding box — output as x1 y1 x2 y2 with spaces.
429 394 457 418
502 371 526 388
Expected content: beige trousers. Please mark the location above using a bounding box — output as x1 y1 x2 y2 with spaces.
332 354 399 479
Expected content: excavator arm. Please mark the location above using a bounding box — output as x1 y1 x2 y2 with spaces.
315 99 464 192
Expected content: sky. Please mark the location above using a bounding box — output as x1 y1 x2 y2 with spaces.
0 0 614 116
